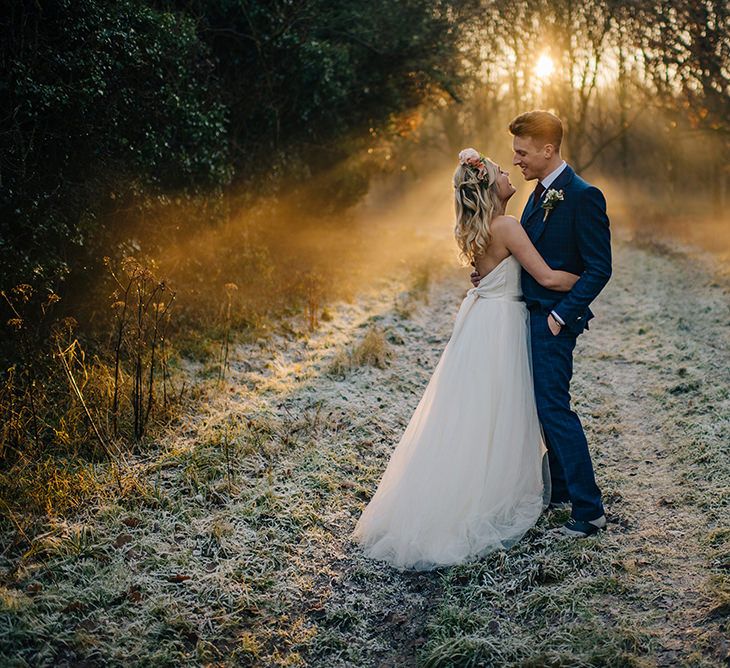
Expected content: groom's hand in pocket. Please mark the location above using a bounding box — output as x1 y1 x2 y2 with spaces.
547 313 562 336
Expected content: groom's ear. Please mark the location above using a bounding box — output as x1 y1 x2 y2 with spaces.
543 143 556 159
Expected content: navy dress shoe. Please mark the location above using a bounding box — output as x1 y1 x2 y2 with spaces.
555 515 607 538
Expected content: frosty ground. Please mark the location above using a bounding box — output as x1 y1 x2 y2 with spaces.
1 237 728 667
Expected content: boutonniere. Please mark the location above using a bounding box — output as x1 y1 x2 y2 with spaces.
541 189 564 222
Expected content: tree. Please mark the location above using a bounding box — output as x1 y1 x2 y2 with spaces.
0 0 231 288
630 0 729 210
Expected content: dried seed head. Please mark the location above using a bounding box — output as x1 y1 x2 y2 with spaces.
12 284 34 302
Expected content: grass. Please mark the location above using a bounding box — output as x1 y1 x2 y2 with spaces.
628 246 730 625
394 261 433 319
418 530 650 667
0 243 727 666
0 261 431 665
329 326 393 376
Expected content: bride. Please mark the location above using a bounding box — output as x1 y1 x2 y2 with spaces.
351 148 581 570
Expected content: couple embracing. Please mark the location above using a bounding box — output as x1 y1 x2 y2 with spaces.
353 110 612 570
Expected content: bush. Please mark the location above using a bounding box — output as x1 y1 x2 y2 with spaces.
0 0 231 288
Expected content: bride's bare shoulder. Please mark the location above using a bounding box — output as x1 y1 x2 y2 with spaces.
491 215 520 231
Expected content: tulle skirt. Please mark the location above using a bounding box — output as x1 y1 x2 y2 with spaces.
352 296 549 570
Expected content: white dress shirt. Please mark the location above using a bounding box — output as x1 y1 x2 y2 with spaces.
540 160 567 192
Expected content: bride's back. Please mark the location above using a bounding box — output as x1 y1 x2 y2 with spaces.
472 215 515 277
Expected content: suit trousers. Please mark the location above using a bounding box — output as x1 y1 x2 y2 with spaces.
529 309 604 521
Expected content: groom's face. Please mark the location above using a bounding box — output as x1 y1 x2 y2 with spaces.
512 135 550 181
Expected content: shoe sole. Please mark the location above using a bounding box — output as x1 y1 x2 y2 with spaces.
553 524 607 538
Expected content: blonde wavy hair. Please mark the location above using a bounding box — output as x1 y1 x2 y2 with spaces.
453 157 502 265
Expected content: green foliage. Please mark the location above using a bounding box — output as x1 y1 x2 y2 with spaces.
0 0 466 289
1 0 231 288
0 0 468 527
161 0 463 156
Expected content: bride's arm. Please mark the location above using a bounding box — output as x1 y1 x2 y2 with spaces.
495 216 579 291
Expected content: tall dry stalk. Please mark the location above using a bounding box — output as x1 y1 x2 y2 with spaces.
219 282 238 383
160 305 173 409
106 256 175 441
1 285 60 456
106 257 134 438
304 272 322 332
145 296 175 426
54 338 120 473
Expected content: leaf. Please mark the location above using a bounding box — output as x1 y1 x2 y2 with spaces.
113 533 134 548
127 586 143 603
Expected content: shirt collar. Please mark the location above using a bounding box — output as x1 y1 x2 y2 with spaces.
540 160 567 190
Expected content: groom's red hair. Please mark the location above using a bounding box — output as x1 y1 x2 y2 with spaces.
509 110 563 150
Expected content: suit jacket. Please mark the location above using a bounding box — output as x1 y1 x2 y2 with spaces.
520 164 612 334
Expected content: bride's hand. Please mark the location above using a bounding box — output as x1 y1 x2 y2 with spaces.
470 269 482 287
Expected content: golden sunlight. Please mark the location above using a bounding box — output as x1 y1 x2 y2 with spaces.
534 53 555 78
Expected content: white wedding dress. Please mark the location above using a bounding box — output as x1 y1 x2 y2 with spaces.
352 255 549 570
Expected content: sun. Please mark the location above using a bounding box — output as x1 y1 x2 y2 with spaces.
535 53 555 78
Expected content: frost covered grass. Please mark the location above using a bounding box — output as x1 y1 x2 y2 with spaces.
0 241 727 667
408 239 729 668
420 534 648 667
329 326 393 375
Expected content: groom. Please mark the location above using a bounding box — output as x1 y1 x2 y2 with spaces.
472 110 612 538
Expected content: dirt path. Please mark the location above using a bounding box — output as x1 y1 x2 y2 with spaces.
571 241 729 665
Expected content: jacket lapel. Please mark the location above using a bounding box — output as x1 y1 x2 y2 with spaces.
522 165 575 243
520 189 542 227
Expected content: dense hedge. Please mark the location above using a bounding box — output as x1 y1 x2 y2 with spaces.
1 1 229 288
0 0 466 290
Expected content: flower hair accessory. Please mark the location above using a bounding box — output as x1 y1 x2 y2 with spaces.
458 147 491 183
541 188 564 221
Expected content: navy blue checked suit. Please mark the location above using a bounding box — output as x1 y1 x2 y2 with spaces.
520 164 612 522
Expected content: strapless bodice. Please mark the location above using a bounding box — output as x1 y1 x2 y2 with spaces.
449 256 524 344
471 255 523 301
